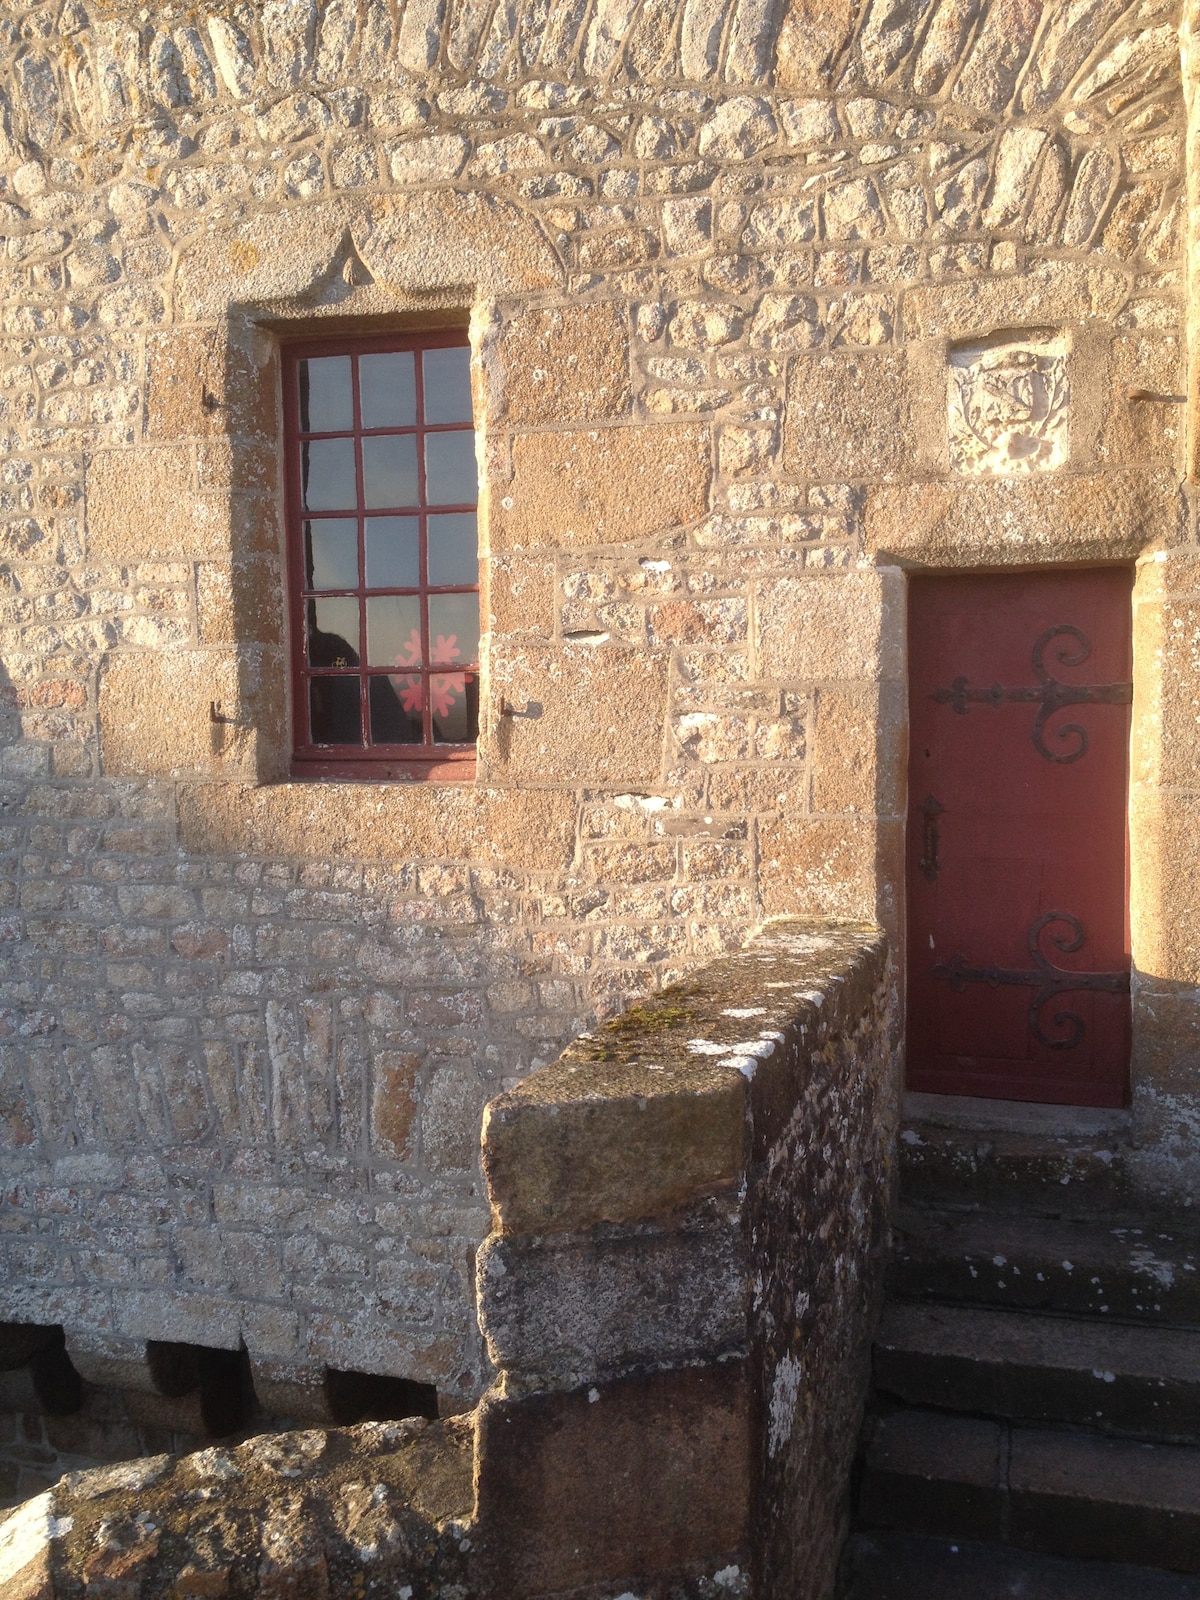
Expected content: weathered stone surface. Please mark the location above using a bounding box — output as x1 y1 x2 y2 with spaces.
355 191 563 294
177 783 577 871
775 0 857 87
475 1365 753 1596
487 642 670 783
249 1359 336 1425
782 352 914 480
99 650 253 778
173 203 350 320
483 1059 746 1235
812 682 906 816
0 1492 56 1600
146 328 270 441
903 262 1129 340
756 570 904 684
1131 790 1200 986
698 97 777 161
864 472 1180 565
478 1211 746 1384
86 448 223 562
758 814 885 920
497 303 632 423
0 1419 473 1599
493 422 711 547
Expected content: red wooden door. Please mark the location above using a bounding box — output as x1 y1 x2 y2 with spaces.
906 570 1133 1107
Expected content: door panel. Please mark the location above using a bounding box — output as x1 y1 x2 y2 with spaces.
906 569 1133 1107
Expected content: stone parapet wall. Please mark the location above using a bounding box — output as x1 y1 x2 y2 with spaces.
0 0 1195 1397
0 918 897 1600
474 918 897 1599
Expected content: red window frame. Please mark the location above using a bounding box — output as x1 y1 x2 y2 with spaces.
282 329 479 781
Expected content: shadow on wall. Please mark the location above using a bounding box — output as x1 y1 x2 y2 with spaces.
0 1311 441 1512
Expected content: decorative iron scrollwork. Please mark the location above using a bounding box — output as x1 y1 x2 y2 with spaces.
932 911 1129 1050
918 795 943 883
933 624 1132 763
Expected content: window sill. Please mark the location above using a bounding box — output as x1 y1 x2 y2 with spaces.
290 755 477 783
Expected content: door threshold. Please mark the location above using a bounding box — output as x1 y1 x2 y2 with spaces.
903 1090 1131 1138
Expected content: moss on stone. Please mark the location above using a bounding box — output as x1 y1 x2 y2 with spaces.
573 985 703 1062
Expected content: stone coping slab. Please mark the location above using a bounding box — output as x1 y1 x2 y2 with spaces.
482 919 887 1235
0 1416 473 1599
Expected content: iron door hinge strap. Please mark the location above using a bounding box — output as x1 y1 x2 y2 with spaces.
932 911 1130 1051
933 624 1132 764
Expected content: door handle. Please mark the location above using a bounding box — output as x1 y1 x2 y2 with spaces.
918 794 943 883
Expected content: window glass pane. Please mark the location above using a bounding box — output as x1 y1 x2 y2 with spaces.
365 516 420 589
306 597 360 667
302 438 357 512
369 675 424 744
362 434 419 509
427 513 478 587
366 595 423 667
309 676 361 745
425 431 477 506
305 518 358 590
432 671 478 744
299 355 353 432
360 352 417 430
423 347 472 424
429 592 479 668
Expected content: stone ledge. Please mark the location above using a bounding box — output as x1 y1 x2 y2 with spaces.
0 1416 473 1599
482 920 888 1236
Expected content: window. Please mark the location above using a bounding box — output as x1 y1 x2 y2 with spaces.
282 331 480 779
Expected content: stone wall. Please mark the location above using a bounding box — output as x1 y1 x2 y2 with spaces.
474 919 896 1600
0 1360 207 1511
0 0 1195 1404
0 920 897 1600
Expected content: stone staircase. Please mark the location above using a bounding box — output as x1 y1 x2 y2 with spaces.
839 1101 1200 1598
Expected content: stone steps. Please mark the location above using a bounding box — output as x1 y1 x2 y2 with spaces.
844 1135 1200 1596
897 1098 1141 1222
841 1531 1200 1599
875 1301 1200 1442
890 1205 1200 1325
857 1409 1200 1571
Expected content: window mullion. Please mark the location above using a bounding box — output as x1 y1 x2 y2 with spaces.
415 348 431 749
352 352 368 750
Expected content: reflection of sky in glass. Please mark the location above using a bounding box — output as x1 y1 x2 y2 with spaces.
295 342 481 758
429 592 479 665
300 355 353 431
361 352 416 429
363 435 418 508
428 514 478 586
309 677 360 744
425 432 476 505
366 517 420 588
367 595 423 666
423 347 473 423
305 518 357 589
307 597 359 666
302 438 356 510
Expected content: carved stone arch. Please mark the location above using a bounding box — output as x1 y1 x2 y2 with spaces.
172 191 563 321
